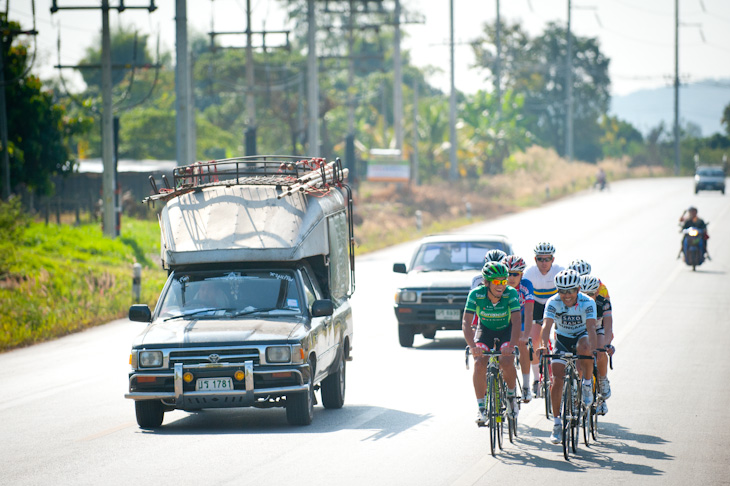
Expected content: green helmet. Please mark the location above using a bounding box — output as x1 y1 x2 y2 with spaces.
482 261 508 281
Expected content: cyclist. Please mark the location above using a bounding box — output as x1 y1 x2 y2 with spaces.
580 275 614 415
462 261 522 426
504 254 536 402
540 269 597 444
568 258 610 300
522 242 564 397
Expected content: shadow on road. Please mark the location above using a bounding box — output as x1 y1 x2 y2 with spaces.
492 420 671 475
137 404 431 438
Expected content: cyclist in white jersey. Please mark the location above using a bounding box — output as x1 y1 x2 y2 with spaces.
521 242 564 396
540 269 597 445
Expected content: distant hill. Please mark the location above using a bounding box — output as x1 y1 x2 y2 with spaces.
610 79 730 138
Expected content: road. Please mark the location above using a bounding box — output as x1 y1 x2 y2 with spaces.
2 177 729 485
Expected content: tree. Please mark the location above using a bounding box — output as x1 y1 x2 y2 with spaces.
721 102 730 137
1 14 91 197
471 21 611 162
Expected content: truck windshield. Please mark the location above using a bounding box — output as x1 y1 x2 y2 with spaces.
412 242 504 272
158 270 302 319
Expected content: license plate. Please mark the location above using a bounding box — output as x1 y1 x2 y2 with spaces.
435 309 460 321
196 378 233 391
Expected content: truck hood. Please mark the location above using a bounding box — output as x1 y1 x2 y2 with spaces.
132 317 308 348
399 270 474 289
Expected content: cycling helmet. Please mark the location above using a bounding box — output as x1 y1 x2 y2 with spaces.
568 258 592 276
482 261 509 281
554 269 580 290
579 275 601 294
484 249 507 263
504 255 527 272
534 241 556 255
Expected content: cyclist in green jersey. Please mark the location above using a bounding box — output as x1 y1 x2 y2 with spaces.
462 262 523 425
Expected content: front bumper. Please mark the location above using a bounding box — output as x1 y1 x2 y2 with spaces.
393 304 464 329
125 361 309 410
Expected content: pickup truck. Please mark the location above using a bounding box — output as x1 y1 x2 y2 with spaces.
126 156 355 427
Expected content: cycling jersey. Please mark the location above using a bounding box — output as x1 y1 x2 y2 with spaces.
465 285 520 332
544 292 596 338
522 263 565 305
516 280 535 330
598 280 610 300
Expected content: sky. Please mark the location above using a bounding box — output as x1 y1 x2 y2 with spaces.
6 0 730 98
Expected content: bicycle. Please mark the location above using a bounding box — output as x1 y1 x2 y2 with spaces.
538 339 555 420
586 345 614 443
465 339 520 456
542 350 594 461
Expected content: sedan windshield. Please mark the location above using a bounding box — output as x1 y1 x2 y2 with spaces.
158 270 302 319
411 242 505 271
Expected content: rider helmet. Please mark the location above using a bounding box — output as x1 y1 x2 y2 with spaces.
534 242 556 256
484 249 507 263
554 269 581 290
568 259 592 276
579 275 601 294
504 255 527 272
482 261 509 281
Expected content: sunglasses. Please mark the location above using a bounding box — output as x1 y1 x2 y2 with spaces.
586 291 598 297
536 257 553 262
489 278 508 286
558 288 577 294
508 272 522 277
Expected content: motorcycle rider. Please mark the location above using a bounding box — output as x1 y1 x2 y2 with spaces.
678 206 710 259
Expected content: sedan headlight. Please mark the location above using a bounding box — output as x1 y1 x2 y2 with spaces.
266 346 291 363
397 291 418 303
139 350 163 368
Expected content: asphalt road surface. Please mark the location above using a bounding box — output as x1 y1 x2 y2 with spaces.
2 177 729 485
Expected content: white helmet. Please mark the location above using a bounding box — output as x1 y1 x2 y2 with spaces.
580 275 601 294
484 249 507 263
534 242 556 256
569 259 592 276
555 269 580 290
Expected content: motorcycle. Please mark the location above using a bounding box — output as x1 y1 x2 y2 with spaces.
680 224 708 271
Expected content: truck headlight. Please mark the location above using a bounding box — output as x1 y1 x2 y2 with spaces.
266 346 291 363
397 291 417 303
139 350 163 368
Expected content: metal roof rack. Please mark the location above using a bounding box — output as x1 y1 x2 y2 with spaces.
145 155 349 203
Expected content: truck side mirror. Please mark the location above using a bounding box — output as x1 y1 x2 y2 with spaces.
129 304 152 322
393 263 407 274
311 299 334 317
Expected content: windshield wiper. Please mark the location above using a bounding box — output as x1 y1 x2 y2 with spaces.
231 307 281 317
163 308 230 321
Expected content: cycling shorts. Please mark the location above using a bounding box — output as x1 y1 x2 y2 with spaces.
552 332 588 366
532 302 545 324
475 326 512 351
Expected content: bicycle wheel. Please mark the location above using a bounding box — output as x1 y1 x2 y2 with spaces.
488 375 497 457
584 375 596 446
571 377 580 454
591 399 599 441
497 377 505 450
562 378 572 461
543 376 552 419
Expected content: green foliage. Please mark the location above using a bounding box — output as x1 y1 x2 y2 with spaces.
722 102 730 137
0 215 166 351
0 197 30 275
2 14 92 196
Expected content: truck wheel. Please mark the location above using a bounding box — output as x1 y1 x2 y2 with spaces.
287 359 315 425
398 325 414 347
321 352 346 409
135 400 164 428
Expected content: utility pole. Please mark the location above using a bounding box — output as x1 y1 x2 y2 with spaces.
565 0 573 162
673 0 680 175
51 0 157 237
175 0 194 167
495 0 501 115
307 0 319 155
448 0 458 181
412 78 419 186
245 0 256 155
393 0 403 152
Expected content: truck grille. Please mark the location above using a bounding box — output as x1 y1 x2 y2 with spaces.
420 290 468 306
169 348 260 366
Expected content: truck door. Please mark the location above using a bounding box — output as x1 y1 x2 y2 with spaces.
300 268 334 382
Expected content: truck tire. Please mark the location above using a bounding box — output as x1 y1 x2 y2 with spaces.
398 325 414 347
286 359 315 425
135 400 164 428
321 352 346 409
